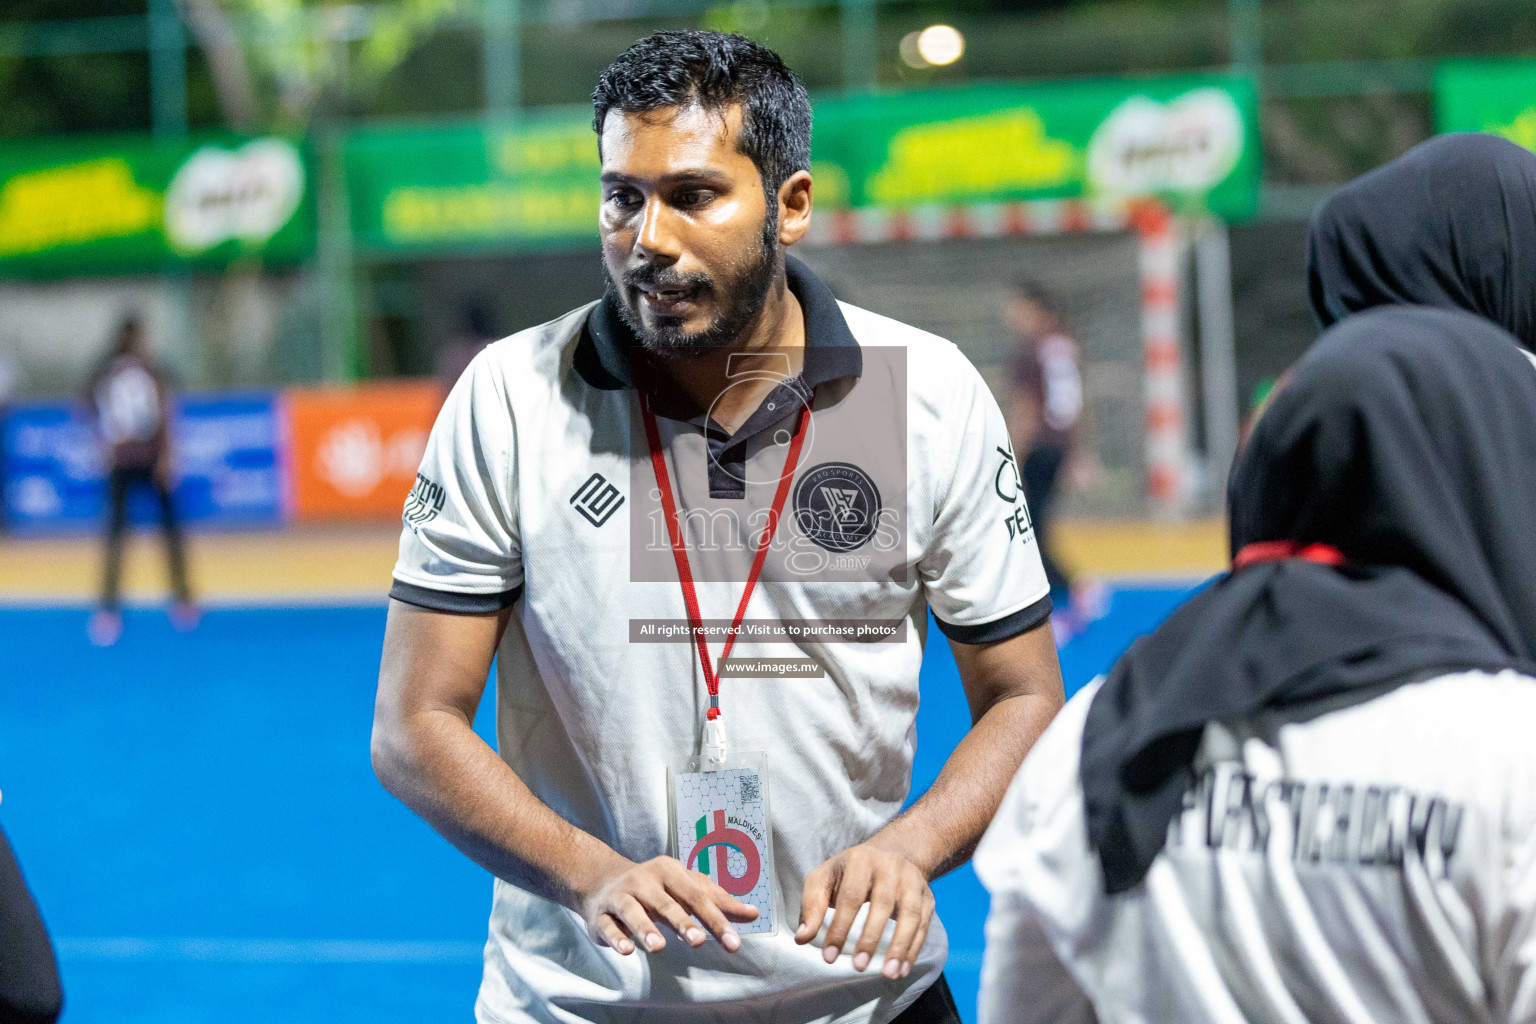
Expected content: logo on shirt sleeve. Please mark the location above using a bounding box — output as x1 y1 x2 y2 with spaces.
570 472 625 527
793 462 882 551
403 472 446 532
994 445 1034 542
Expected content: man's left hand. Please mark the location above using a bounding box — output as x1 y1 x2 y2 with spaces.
794 840 935 979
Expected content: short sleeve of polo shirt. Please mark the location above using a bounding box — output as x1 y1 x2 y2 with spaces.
919 358 1052 643
389 351 523 613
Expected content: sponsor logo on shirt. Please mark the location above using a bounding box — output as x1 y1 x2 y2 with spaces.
403 472 446 531
792 462 881 552
570 471 625 527
993 444 1035 542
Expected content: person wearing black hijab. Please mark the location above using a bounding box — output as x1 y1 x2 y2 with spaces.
973 306 1536 1024
1308 132 1536 350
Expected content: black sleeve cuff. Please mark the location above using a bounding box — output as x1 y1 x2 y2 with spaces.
388 579 523 614
933 592 1053 645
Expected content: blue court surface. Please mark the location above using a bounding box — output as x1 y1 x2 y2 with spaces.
0 583 1197 1023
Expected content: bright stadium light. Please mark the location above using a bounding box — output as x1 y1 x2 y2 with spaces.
916 24 965 67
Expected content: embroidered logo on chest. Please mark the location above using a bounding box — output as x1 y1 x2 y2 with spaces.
569 472 625 527
792 462 881 551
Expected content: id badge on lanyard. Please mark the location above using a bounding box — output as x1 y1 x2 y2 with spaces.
668 752 776 935
642 395 813 939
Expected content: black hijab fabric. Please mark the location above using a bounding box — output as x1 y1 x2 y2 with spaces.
1081 307 1536 895
1308 133 1536 350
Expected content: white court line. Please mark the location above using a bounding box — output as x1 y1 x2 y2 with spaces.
55 937 484 964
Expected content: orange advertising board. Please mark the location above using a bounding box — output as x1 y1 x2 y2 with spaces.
282 380 444 521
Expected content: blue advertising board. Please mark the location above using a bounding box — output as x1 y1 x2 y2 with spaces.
1 391 283 531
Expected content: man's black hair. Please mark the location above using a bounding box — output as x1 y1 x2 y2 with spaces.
592 30 812 205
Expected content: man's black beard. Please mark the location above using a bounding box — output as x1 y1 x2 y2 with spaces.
608 216 780 357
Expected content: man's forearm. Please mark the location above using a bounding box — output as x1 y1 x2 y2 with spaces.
375 603 754 955
372 708 626 909
870 690 1061 880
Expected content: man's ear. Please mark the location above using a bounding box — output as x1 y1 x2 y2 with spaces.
776 170 813 246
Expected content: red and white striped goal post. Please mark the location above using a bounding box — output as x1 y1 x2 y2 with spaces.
800 197 1188 515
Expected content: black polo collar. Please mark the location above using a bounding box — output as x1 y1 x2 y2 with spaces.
572 254 863 393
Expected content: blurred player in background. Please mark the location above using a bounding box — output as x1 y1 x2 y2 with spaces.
975 307 1536 1024
1004 281 1103 643
85 315 195 647
0 347 19 532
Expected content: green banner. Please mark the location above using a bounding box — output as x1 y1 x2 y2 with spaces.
345 73 1260 257
346 109 600 257
1436 59 1536 151
813 75 1259 219
0 135 315 277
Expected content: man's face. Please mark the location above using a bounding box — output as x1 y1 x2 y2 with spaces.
598 102 779 354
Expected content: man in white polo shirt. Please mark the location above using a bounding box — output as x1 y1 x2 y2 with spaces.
371 30 1064 1024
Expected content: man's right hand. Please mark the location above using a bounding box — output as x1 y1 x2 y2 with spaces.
579 853 759 955
374 604 759 960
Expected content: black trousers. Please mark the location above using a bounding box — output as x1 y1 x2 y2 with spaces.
890 973 963 1024
101 465 191 611
1022 442 1071 594
0 827 62 1023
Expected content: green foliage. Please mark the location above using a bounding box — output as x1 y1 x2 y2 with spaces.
0 0 148 135
214 0 471 124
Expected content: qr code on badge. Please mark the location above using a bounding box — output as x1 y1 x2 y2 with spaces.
740 773 762 804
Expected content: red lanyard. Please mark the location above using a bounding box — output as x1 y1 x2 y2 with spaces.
641 396 811 722
1232 540 1345 570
